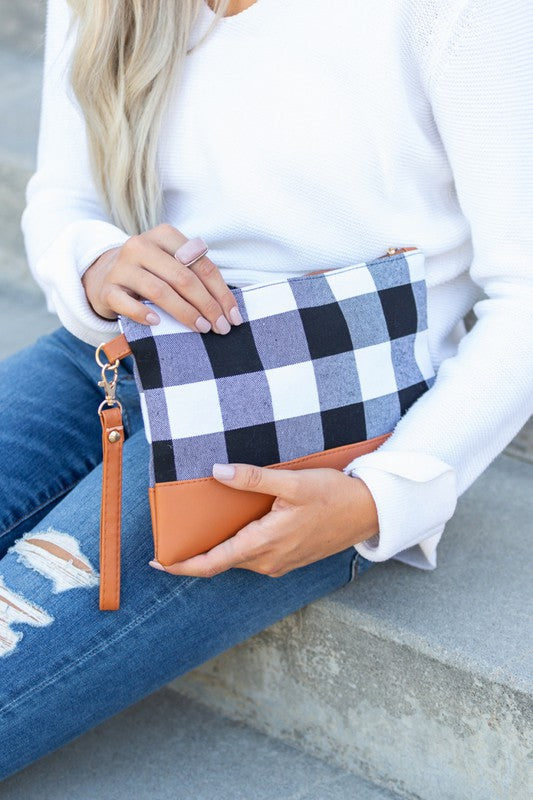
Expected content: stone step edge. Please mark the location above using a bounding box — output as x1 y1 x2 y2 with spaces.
170 595 530 800
315 594 532 695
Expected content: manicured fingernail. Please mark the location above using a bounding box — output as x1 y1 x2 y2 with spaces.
149 560 166 571
215 315 231 335
195 316 211 333
146 312 160 326
229 306 243 325
213 463 235 480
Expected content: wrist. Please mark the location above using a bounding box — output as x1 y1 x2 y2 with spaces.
81 247 121 321
341 473 380 545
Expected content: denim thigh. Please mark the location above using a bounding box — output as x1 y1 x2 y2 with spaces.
0 422 372 779
0 326 142 553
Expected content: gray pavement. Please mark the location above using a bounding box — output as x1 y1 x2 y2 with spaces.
0 689 400 800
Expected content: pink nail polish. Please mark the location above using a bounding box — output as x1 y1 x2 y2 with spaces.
216 315 231 335
146 312 160 326
195 316 212 333
213 463 235 480
149 560 166 571
229 306 243 325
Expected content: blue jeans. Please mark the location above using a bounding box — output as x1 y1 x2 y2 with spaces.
0 326 375 780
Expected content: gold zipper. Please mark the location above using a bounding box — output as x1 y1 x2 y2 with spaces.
380 246 418 258
303 247 418 278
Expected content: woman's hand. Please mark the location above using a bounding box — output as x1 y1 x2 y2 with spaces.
149 464 379 578
81 223 243 334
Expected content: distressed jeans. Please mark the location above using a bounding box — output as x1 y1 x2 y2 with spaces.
0 326 375 780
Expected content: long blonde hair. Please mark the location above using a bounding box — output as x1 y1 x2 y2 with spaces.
67 0 230 234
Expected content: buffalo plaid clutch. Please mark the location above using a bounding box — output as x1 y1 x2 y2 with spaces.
107 246 434 572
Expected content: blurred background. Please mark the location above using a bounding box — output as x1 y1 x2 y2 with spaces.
0 0 57 359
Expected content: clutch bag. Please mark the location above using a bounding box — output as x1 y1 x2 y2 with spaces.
95 246 434 609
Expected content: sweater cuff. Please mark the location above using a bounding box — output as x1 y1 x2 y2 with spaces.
32 219 130 347
342 451 457 564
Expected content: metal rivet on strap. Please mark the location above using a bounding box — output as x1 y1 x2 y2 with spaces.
108 430 121 443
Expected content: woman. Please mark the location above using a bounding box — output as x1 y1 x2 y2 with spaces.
1 0 531 779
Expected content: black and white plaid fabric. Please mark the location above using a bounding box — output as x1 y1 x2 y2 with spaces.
119 249 434 485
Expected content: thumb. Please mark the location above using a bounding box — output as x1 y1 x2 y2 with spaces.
212 462 300 500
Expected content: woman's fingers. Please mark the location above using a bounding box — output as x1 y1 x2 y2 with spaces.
140 238 233 334
188 256 243 327
83 224 243 332
144 224 241 330
103 285 162 327
109 266 214 333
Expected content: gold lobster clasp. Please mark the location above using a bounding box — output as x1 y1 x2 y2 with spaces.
95 344 123 414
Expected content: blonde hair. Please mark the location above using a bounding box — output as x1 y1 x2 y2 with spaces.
67 0 230 234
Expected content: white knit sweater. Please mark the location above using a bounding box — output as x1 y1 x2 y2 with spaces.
22 0 533 570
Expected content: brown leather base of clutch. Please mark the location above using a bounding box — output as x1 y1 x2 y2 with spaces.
148 433 390 566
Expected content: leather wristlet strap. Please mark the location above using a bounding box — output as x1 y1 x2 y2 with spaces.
95 334 131 611
99 405 124 610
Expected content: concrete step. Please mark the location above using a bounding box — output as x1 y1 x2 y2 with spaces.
0 688 401 800
171 451 533 800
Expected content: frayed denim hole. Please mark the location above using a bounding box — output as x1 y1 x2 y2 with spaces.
10 529 99 594
0 576 54 658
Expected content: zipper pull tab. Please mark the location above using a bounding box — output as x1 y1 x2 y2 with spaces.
381 246 418 257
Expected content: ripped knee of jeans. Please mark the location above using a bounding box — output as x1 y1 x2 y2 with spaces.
0 576 53 657
0 531 98 657
10 529 99 594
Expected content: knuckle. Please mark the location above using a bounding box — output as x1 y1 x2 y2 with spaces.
154 223 176 238
194 258 217 281
200 296 221 319
123 234 142 254
102 284 119 305
262 560 281 577
145 279 166 303
224 289 239 309
244 465 264 490
173 268 195 290
203 564 221 579
267 559 287 578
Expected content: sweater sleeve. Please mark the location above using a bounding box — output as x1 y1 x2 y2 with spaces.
342 0 533 566
20 0 130 346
